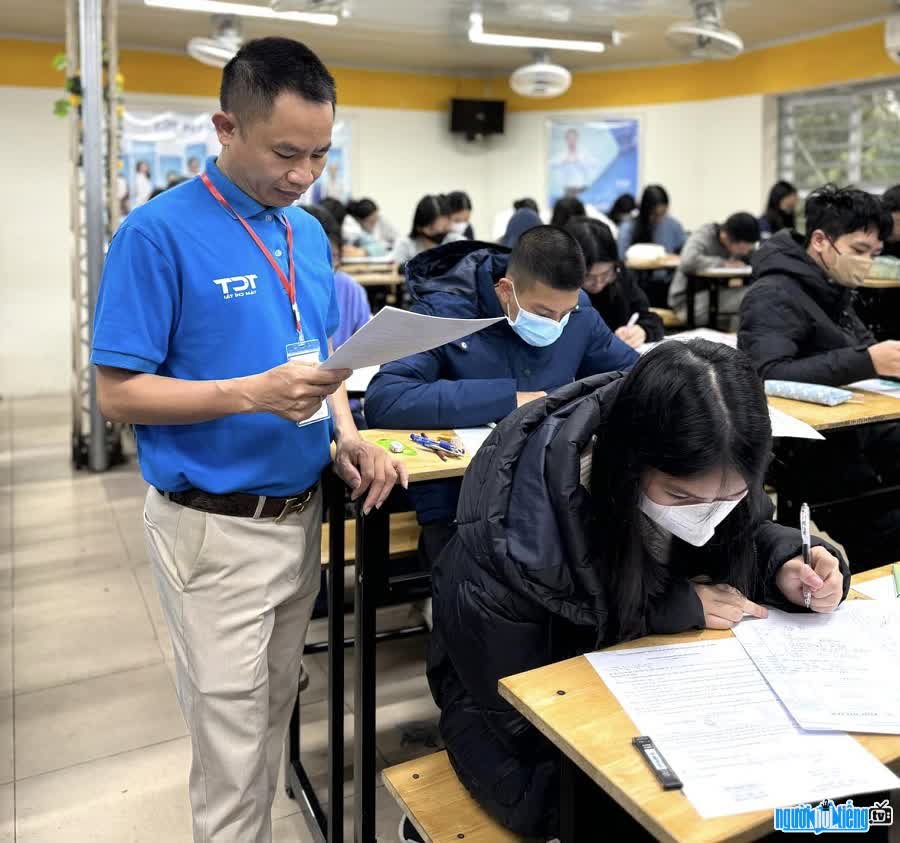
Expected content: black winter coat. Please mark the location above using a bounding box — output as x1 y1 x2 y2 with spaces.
586 267 664 342
738 230 877 386
427 373 849 838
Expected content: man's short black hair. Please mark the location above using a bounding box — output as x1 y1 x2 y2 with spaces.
513 197 539 213
220 37 336 128
722 212 760 244
883 184 900 214
508 225 586 291
804 184 892 245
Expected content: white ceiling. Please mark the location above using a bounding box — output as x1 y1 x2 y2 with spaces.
2 0 896 73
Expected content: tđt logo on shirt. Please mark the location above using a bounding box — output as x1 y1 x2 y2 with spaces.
213 274 258 300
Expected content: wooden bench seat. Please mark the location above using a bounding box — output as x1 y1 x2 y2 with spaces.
320 511 421 565
382 751 524 842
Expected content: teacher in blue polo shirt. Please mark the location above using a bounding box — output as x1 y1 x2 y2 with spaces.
90 38 406 843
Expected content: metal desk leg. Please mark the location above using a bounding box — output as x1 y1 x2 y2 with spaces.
559 753 656 842
284 470 344 841
709 278 720 329
354 506 389 843
327 471 346 842
686 274 696 329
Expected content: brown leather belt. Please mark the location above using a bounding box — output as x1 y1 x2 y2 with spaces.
156 483 318 523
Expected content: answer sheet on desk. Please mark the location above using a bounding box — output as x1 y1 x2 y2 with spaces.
453 427 494 456
322 307 504 370
848 378 900 398
586 639 899 818
733 602 900 734
767 405 825 440
854 575 898 601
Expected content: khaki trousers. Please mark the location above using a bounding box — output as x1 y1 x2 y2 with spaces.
144 486 322 843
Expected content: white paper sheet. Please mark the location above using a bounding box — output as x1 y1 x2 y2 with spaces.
767 405 825 440
733 603 900 734
854 575 899 601
637 328 738 355
847 378 900 398
344 365 379 394
586 639 899 818
322 307 503 371
453 426 494 456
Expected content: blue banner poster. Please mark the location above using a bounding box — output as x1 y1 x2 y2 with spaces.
547 118 639 213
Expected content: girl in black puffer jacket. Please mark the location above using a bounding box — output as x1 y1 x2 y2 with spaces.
428 340 849 838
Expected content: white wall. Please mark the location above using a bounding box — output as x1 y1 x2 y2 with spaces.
484 95 771 234
0 86 72 398
0 86 773 396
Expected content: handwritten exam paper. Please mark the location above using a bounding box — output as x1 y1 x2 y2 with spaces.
586 640 899 818
322 307 504 371
733 602 900 735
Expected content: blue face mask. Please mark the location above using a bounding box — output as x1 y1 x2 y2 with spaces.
505 282 570 347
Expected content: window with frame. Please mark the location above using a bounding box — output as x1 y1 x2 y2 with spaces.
779 79 900 195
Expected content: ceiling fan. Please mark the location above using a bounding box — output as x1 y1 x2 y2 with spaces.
187 14 242 67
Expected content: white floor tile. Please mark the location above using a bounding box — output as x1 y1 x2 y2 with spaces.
15 663 187 779
14 568 161 694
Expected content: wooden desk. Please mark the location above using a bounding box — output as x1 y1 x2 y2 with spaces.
294 428 475 842
626 254 681 271
359 428 473 482
767 390 900 432
498 564 900 843
686 266 751 330
346 271 404 288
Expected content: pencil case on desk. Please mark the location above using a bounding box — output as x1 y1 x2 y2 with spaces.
764 380 854 406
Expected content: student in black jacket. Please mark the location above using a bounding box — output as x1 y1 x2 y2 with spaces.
738 184 900 567
566 215 664 348
428 340 848 839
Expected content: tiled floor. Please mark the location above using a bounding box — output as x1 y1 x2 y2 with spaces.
0 395 441 842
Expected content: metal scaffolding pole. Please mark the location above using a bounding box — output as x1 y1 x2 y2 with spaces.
79 0 108 471
69 0 122 471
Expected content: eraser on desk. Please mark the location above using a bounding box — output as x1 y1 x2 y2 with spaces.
764 380 854 407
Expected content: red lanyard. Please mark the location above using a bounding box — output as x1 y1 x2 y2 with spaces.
200 172 302 338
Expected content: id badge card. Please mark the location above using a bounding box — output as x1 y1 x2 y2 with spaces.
286 339 331 428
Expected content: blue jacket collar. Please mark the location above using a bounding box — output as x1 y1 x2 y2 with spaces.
203 155 284 221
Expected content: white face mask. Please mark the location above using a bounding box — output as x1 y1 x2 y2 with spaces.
449 221 468 234
639 493 746 547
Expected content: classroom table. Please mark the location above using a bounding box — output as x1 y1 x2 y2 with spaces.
685 265 753 330
626 254 682 271
498 564 900 843
862 277 900 289
286 428 474 843
766 388 900 526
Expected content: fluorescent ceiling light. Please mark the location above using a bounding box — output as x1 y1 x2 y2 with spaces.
467 11 617 53
144 0 338 26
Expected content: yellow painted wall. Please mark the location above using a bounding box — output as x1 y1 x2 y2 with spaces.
3 21 899 110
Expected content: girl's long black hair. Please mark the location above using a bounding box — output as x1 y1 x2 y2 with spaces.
631 184 670 246
590 340 772 639
763 180 797 233
409 194 446 238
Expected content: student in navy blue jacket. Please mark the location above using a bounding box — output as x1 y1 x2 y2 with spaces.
364 225 638 563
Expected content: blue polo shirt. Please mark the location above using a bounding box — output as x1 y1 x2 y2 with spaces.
91 157 340 496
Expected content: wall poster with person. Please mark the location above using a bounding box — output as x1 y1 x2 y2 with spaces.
120 109 221 211
547 117 639 212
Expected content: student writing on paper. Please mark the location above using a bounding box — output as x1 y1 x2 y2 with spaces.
566 215 664 348
427 340 848 839
738 184 900 568
365 226 638 569
668 211 760 327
